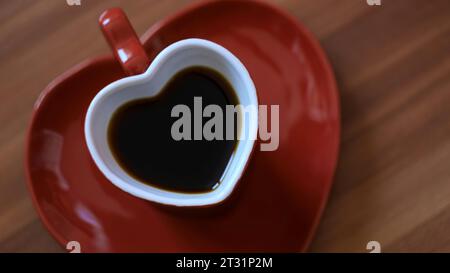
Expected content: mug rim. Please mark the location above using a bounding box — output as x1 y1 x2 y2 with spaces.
84 38 258 207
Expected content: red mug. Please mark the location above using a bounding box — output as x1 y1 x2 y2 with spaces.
86 8 259 207
99 8 150 76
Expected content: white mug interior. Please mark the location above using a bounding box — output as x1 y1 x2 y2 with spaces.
85 39 258 206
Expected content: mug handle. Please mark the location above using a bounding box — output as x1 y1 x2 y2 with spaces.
99 8 150 76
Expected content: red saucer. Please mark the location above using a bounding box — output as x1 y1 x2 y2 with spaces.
26 0 339 252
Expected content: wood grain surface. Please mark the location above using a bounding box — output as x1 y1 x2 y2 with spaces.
0 0 449 253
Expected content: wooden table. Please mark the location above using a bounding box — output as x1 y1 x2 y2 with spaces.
0 0 449 253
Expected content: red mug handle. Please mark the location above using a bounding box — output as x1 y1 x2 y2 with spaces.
99 8 150 76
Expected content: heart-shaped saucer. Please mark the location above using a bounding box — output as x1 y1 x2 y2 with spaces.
25 0 340 252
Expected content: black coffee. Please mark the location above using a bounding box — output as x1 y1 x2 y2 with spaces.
108 66 238 193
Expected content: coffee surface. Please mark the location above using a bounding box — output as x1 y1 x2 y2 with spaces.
108 66 238 193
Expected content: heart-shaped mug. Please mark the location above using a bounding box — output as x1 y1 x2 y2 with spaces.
84 8 258 207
